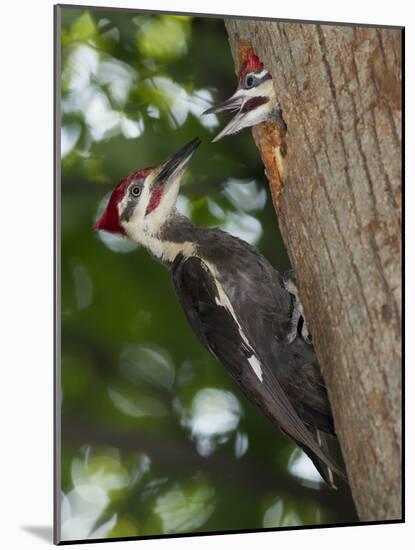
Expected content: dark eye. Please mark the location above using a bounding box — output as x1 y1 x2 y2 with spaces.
130 185 141 197
245 74 255 88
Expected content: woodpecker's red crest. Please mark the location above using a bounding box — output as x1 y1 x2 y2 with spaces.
95 168 152 235
238 53 264 86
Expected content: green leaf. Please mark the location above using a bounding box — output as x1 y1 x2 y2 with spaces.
70 12 97 43
136 16 190 62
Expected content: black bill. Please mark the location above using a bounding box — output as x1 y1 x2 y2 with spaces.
153 137 201 188
202 94 244 115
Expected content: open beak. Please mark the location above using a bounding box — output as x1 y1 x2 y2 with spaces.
212 112 251 143
152 137 201 189
202 91 248 142
202 92 244 115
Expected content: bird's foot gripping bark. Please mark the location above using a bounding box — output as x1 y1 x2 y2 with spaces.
283 271 312 344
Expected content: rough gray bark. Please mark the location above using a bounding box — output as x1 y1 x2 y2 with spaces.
225 19 402 521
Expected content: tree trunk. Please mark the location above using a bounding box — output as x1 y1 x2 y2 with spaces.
225 19 402 522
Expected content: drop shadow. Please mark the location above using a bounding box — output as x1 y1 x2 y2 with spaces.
21 525 53 543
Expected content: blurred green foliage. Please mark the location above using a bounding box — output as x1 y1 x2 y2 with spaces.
59 6 357 542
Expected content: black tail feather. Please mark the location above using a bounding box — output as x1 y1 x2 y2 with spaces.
298 429 348 489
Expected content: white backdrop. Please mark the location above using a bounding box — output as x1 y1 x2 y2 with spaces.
1 0 410 548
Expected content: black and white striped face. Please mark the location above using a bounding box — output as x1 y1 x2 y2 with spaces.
120 139 201 244
203 67 276 142
96 139 201 243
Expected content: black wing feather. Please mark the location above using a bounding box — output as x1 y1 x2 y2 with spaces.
172 255 346 484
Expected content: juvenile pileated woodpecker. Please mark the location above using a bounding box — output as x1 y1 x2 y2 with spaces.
203 52 285 142
95 138 346 488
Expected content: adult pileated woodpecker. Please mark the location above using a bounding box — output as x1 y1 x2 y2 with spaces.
95 138 346 488
203 52 285 142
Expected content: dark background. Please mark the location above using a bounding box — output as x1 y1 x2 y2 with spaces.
59 7 356 541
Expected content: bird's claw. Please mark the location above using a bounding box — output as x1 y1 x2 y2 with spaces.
283 272 312 345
